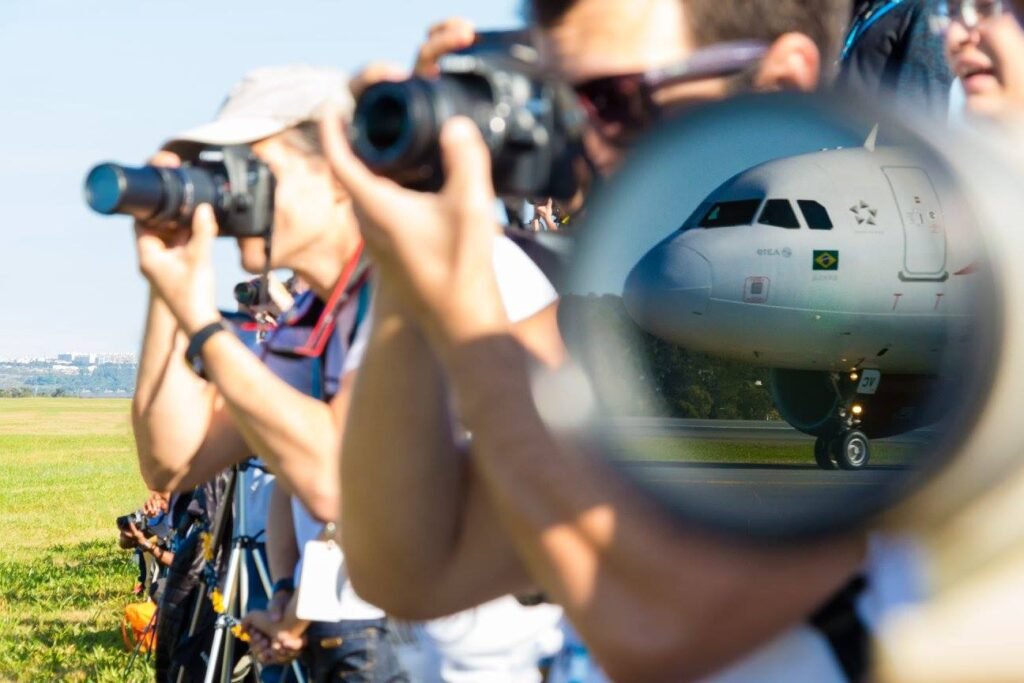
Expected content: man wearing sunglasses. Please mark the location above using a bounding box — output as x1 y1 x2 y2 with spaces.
324 1 875 681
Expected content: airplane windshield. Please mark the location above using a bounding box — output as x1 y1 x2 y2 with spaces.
758 199 800 229
699 199 763 228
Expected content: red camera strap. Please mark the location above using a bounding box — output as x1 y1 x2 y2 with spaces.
291 242 368 358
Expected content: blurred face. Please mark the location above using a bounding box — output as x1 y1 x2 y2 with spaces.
236 134 356 275
535 0 731 175
535 0 820 176
946 4 1024 117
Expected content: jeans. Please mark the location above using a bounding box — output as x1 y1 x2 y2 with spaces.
303 619 408 683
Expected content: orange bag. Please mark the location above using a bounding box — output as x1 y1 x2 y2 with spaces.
121 599 158 653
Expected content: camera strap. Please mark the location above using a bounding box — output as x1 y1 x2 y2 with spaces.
287 242 369 359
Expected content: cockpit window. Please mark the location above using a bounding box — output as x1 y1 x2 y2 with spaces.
798 200 833 230
699 199 763 228
758 199 800 229
679 201 711 232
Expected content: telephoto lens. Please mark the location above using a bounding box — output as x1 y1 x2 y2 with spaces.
84 163 219 224
83 148 275 238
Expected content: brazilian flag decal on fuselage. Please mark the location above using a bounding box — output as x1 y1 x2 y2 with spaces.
813 250 839 271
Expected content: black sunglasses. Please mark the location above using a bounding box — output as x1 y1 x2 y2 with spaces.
573 41 768 140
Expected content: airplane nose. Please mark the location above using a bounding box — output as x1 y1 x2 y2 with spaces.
623 238 712 339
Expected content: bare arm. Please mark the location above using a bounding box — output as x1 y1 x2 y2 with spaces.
266 483 300 584
131 289 247 491
437 324 866 682
340 282 531 617
192 329 353 522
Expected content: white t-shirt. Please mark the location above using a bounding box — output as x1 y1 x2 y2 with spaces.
293 235 560 630
394 597 564 683
547 535 927 683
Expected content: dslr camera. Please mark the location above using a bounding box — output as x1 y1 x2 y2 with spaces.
83 145 274 237
350 30 586 201
116 510 149 534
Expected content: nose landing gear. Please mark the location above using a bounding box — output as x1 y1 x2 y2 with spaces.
813 371 875 470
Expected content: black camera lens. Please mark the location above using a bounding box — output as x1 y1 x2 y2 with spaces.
234 281 261 307
351 79 447 189
83 163 218 223
85 163 167 218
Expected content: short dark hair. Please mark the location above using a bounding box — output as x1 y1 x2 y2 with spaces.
528 0 851 71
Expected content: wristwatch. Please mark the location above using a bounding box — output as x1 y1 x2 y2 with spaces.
185 320 228 376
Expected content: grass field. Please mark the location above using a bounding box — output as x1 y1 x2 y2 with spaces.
0 398 151 682
614 435 913 466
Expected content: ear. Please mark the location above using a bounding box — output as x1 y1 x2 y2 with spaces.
753 32 821 93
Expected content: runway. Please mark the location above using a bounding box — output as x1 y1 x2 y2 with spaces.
606 416 931 446
603 418 921 530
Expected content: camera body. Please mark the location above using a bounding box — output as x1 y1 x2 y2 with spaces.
84 145 274 237
116 509 149 534
350 32 586 201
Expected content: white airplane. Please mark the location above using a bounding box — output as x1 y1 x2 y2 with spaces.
622 133 982 470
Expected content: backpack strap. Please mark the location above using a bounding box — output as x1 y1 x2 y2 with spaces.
809 574 869 682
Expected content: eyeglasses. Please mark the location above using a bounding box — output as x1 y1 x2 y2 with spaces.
572 41 768 142
936 0 1007 29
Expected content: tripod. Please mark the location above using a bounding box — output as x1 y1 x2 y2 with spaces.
179 460 306 683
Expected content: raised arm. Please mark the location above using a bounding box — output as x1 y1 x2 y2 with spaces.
134 204 353 520
340 280 532 617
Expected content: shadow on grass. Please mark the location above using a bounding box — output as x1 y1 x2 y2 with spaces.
0 539 152 682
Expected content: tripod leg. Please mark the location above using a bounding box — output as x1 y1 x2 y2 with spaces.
204 541 244 683
179 468 239 683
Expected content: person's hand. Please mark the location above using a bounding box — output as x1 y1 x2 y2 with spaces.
350 62 409 99
242 609 306 665
414 18 476 76
142 491 169 517
530 198 560 232
118 527 139 550
320 112 508 353
135 202 222 336
126 521 149 548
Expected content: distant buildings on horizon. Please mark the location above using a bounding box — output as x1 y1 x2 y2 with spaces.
0 352 137 366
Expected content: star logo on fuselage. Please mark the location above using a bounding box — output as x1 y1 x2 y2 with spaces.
850 200 877 226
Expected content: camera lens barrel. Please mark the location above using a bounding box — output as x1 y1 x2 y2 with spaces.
234 281 261 307
84 163 219 223
351 78 480 192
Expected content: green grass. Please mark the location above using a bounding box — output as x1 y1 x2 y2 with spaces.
0 398 151 682
614 436 913 466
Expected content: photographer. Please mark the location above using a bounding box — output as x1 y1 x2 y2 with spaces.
118 491 177 595
129 66 407 681
322 3 891 682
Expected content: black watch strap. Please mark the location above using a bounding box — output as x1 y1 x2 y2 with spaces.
185 320 227 373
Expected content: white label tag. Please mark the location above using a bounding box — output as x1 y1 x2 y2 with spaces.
294 539 344 622
856 369 882 395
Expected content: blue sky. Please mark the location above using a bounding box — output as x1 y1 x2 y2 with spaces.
0 0 522 357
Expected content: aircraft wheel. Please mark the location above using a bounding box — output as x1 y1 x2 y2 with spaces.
814 437 837 470
835 431 871 471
